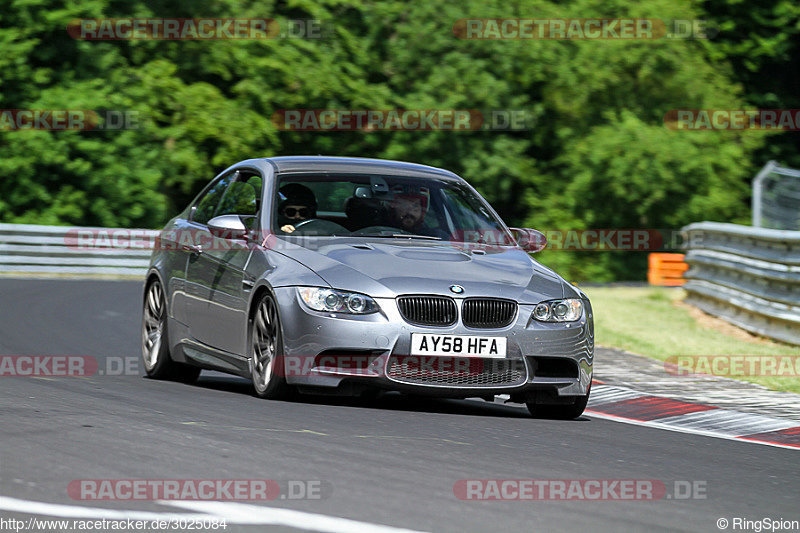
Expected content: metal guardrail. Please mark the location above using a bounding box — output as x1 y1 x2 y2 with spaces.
2 220 798 345
682 221 800 346
0 223 156 277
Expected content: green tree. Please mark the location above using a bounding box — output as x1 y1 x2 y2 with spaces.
0 0 775 280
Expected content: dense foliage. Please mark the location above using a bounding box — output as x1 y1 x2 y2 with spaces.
1 0 797 280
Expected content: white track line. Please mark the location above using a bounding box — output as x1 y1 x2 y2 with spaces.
655 409 797 437
0 496 428 533
0 496 208 521
585 410 800 451
584 384 800 450
587 385 648 405
165 500 428 533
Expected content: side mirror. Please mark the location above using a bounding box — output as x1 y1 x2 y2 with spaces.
509 228 547 253
208 215 248 240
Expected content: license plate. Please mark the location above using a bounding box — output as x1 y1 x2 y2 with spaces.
410 333 507 357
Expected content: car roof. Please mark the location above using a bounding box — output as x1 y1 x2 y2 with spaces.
264 156 461 180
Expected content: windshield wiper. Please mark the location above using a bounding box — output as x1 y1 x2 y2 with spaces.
358 233 442 241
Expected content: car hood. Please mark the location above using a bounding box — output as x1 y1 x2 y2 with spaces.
272 237 567 303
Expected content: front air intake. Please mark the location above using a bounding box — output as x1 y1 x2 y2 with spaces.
397 295 457 327
462 298 517 328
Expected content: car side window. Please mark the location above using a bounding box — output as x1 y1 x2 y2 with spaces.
215 173 260 219
192 171 237 225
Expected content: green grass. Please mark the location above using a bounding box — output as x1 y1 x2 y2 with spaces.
582 286 800 394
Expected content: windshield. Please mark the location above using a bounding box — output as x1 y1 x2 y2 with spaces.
272 174 514 244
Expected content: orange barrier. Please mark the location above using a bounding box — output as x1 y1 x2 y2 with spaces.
647 253 687 286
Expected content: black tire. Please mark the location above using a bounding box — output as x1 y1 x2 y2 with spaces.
250 292 292 399
142 279 201 384
526 383 591 420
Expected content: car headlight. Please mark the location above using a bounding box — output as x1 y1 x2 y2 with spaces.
297 287 379 314
531 299 583 322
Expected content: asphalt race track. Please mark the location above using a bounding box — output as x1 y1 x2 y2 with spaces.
0 279 798 532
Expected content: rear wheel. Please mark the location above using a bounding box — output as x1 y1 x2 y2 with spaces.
526 384 591 420
142 279 200 383
250 293 291 399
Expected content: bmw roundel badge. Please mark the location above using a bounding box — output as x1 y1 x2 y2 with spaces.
449 285 465 294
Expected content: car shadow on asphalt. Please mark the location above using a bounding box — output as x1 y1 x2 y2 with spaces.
192 373 590 421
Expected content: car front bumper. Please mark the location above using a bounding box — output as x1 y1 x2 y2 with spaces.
273 287 593 398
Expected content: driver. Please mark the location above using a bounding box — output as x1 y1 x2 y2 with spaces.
389 193 427 233
277 183 317 234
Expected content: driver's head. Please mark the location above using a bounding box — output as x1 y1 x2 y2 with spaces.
390 193 427 231
278 183 317 222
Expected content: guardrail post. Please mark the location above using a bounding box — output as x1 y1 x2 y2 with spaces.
752 160 776 228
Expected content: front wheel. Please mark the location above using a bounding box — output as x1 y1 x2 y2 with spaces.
526 384 591 420
250 293 291 399
142 279 200 383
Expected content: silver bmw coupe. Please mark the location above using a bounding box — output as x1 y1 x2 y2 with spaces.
142 156 594 418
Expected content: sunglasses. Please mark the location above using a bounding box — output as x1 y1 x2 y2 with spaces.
283 207 310 217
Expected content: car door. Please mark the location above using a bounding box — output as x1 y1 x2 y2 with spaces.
185 169 262 357
169 172 233 328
